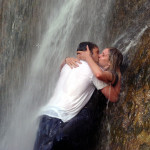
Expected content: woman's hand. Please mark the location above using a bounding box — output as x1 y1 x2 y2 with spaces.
65 57 81 69
77 45 91 61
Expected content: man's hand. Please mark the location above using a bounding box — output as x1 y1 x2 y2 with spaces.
66 57 81 69
77 45 91 61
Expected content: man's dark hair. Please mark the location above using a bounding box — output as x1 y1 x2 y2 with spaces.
77 42 98 54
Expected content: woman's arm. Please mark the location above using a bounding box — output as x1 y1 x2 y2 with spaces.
60 57 81 70
84 55 113 83
60 59 66 70
101 81 121 102
101 71 121 102
77 46 113 84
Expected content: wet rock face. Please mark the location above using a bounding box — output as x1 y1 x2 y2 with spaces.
105 0 150 46
0 0 47 75
110 28 150 150
99 0 150 149
0 0 51 117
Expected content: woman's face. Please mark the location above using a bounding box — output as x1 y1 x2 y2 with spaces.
98 48 110 70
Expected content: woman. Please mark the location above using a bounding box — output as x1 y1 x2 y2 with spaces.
52 46 123 150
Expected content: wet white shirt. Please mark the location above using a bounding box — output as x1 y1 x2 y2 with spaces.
41 61 107 122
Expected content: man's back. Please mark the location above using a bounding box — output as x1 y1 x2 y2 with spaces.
42 61 95 122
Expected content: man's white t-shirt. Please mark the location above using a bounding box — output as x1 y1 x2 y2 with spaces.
41 61 107 122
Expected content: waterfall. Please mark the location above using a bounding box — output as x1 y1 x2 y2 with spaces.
113 25 148 55
0 0 114 150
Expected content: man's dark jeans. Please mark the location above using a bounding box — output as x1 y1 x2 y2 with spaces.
34 108 92 150
33 90 107 150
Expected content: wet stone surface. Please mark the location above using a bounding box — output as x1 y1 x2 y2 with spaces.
98 0 150 149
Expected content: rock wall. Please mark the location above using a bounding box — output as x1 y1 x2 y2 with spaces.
99 0 150 150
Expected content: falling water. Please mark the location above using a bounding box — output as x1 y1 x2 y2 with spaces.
0 0 114 150
105 100 111 150
113 25 148 55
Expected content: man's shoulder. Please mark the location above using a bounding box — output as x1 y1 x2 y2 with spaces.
63 61 89 69
62 61 91 73
79 60 89 67
78 61 93 74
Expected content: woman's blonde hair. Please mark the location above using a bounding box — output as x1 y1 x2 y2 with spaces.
108 47 123 72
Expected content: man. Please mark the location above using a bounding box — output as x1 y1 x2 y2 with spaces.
34 42 121 150
54 43 123 150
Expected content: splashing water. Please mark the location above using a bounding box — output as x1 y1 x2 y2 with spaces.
113 25 148 55
0 0 114 150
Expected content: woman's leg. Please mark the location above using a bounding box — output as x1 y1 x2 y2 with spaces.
52 109 93 150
